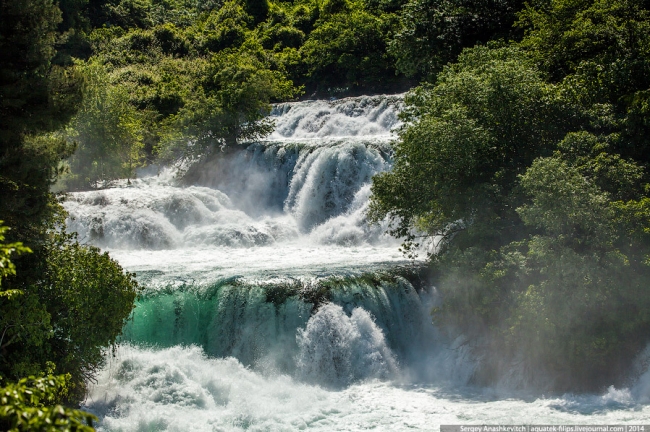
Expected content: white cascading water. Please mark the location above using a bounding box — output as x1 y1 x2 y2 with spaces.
296 304 399 386
66 94 650 431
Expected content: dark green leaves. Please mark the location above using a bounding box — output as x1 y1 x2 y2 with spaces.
390 0 525 80
370 2 650 388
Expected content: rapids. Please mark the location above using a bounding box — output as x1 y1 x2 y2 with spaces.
64 94 650 431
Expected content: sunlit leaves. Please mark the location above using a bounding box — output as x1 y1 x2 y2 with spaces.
370 46 570 250
158 46 298 163
64 60 145 189
0 375 96 431
0 224 31 286
518 156 614 241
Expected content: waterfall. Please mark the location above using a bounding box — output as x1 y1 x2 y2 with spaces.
66 94 650 431
65 93 425 384
268 94 402 140
119 269 438 382
65 95 401 250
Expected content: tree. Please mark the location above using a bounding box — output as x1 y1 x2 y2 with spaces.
518 0 650 161
300 10 399 93
1 223 140 398
0 0 83 244
0 0 82 151
196 2 252 54
389 0 524 81
65 60 145 190
369 44 650 390
0 225 97 431
0 371 97 431
159 45 298 164
369 46 575 253
0 0 141 392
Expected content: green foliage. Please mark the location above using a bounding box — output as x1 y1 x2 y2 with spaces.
64 61 145 189
519 0 650 160
370 46 574 251
390 0 524 80
159 46 298 163
371 35 650 389
0 226 48 379
60 0 514 181
260 24 305 51
1 36 77 230
0 228 97 431
0 290 51 380
0 0 83 149
518 0 650 88
40 239 140 388
1 216 139 395
0 225 31 286
0 225 48 371
244 0 269 23
57 0 311 178
0 133 76 252
503 150 650 387
87 0 154 29
518 157 614 240
1 142 139 398
300 10 398 93
196 1 252 53
0 0 141 417
0 0 82 243
2 232 140 395
424 144 650 390
0 375 96 431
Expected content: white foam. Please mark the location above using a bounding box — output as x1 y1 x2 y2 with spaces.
269 94 403 141
296 304 400 386
65 143 393 250
85 345 650 432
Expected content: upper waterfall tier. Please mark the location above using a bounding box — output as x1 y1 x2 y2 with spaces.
64 94 405 252
267 94 403 141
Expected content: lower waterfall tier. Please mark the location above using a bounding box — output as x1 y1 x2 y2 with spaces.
122 268 450 385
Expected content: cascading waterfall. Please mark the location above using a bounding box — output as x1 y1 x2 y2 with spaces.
66 94 650 431
119 269 440 380
65 143 392 249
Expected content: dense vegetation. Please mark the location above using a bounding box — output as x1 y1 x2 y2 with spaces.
0 0 139 428
370 0 650 391
49 0 522 188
